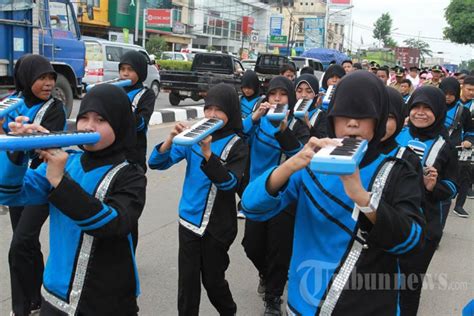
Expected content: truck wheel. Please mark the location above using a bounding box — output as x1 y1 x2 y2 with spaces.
169 92 180 106
151 81 160 99
52 74 74 118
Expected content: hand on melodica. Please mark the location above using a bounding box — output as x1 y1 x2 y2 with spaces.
37 148 69 188
285 137 340 172
8 115 49 135
423 166 438 192
160 122 188 153
251 101 272 122
199 135 213 161
462 140 472 149
340 169 371 208
279 111 290 132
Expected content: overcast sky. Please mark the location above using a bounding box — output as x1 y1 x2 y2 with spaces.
346 0 473 64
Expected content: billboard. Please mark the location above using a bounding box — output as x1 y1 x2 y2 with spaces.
395 47 421 68
270 16 283 36
146 9 172 28
304 17 325 50
242 16 255 36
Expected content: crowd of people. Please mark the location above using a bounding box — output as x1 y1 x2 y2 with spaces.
0 52 472 316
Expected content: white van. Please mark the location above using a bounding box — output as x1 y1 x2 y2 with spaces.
83 37 161 98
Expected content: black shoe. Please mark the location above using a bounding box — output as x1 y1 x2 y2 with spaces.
453 207 469 218
264 297 282 316
467 188 474 199
257 276 265 297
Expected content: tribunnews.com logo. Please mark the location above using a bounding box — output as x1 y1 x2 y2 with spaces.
297 260 469 305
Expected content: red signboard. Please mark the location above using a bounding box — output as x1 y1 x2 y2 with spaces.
242 16 255 36
395 47 421 69
330 0 352 4
146 9 172 27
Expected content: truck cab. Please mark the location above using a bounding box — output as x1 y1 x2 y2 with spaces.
0 0 85 117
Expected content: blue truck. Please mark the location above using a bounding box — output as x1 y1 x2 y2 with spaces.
0 0 85 118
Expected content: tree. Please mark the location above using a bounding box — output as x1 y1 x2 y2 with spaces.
403 38 433 64
444 0 474 45
458 59 474 71
145 35 168 58
373 13 397 48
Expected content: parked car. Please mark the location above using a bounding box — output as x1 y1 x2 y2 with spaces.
160 51 190 61
160 53 244 105
82 37 161 98
241 59 257 71
0 0 85 118
291 56 324 81
255 54 293 93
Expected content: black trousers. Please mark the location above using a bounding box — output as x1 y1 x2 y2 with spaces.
455 164 473 209
242 210 295 299
399 238 438 316
9 205 49 316
178 225 237 316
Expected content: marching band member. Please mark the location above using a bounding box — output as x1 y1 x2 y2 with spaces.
148 83 248 316
242 70 425 315
0 84 146 315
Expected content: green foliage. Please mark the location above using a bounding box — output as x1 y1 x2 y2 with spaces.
403 38 433 63
145 35 168 57
444 0 474 44
157 60 192 71
360 49 396 67
373 13 397 47
458 59 474 71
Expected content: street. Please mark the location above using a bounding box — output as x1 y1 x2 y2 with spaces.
0 101 473 315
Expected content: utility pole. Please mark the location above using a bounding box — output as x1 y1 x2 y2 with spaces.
286 11 292 56
134 0 140 45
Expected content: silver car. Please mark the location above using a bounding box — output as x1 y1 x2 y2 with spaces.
82 37 161 98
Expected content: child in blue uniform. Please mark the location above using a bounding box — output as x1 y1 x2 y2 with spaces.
242 71 425 316
439 77 473 217
148 83 248 316
0 84 146 315
1 54 66 316
320 64 345 111
294 74 327 138
119 50 156 172
396 85 459 315
240 70 262 119
241 76 309 315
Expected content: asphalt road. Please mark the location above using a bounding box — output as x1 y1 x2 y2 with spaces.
0 114 473 315
70 91 204 120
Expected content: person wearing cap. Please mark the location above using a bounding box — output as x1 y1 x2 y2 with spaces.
424 65 443 87
361 59 369 70
389 66 406 92
369 61 380 74
407 65 420 87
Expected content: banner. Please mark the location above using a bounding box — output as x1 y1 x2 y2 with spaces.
304 17 325 50
146 9 172 28
270 16 283 36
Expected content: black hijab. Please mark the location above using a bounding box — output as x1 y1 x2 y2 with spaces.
204 83 242 140
17 55 57 107
241 70 260 100
379 86 406 153
77 84 135 161
119 50 148 92
327 71 388 167
267 76 297 111
14 54 31 93
294 74 319 110
439 77 461 109
407 86 447 141
322 64 346 90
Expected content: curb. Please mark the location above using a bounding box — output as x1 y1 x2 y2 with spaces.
66 106 204 130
